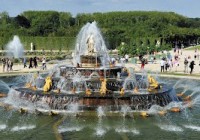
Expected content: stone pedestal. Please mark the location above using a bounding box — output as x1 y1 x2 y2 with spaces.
81 55 101 67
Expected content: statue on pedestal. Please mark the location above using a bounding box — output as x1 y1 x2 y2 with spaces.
30 42 33 52
86 34 95 55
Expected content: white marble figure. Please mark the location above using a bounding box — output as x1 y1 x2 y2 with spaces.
31 42 33 52
86 34 95 54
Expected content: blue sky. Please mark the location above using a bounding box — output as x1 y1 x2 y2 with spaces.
0 0 199 18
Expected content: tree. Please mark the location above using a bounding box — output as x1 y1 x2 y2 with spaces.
14 15 30 28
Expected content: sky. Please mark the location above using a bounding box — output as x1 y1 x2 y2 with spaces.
0 0 199 18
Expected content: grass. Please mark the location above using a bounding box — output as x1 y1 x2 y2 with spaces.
185 45 200 50
157 71 200 79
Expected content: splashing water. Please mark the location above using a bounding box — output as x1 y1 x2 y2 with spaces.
148 105 165 115
0 80 11 92
188 87 200 97
58 126 83 133
4 88 50 112
164 101 183 110
173 79 185 89
183 125 200 131
0 124 7 131
95 106 107 136
11 125 36 132
6 35 24 58
191 95 200 107
157 124 183 132
97 106 105 118
120 105 132 117
122 76 137 92
95 127 106 136
181 86 190 95
115 127 140 135
68 103 79 114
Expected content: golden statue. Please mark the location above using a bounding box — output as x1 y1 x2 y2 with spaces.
120 88 125 96
100 78 107 95
43 76 52 92
148 75 160 90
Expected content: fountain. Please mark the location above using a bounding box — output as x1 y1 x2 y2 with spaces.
1 22 200 140
2 22 179 113
6 35 24 58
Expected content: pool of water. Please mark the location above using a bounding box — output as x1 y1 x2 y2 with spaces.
0 76 200 140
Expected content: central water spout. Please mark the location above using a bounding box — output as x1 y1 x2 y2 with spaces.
73 21 110 67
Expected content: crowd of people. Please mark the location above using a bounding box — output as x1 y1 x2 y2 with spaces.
1 57 13 72
23 56 47 70
1 56 47 72
159 48 199 74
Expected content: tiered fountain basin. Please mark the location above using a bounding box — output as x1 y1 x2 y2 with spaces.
13 64 177 111
15 84 174 111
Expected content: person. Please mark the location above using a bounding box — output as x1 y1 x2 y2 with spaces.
174 47 176 53
160 58 165 72
42 57 46 70
125 54 129 63
29 57 33 68
9 59 13 71
174 59 179 72
111 57 116 65
141 58 146 70
165 59 169 72
187 56 192 70
180 48 183 55
184 58 189 73
76 63 80 68
6 58 10 72
150 56 154 64
1 57 6 72
120 68 128 78
194 51 197 60
33 56 38 68
168 59 173 71
23 57 27 68
189 60 195 74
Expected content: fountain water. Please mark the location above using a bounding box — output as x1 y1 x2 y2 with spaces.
6 35 24 58
73 21 110 67
96 106 106 136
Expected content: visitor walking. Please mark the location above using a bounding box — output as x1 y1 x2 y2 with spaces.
8 59 13 71
29 57 33 68
23 57 27 68
165 59 169 72
42 57 46 70
168 59 173 71
1 57 6 72
160 58 165 72
6 58 10 72
184 58 189 73
189 60 195 74
33 56 38 68
194 51 197 60
141 58 146 70
174 59 179 72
